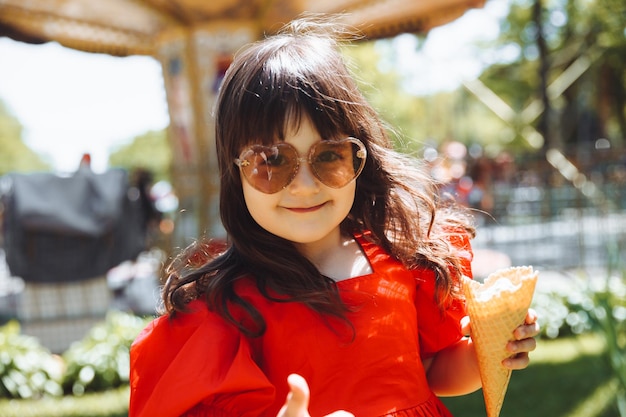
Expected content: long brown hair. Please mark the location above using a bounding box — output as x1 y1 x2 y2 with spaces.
162 17 475 336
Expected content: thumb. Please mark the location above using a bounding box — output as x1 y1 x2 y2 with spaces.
461 315 471 337
277 374 310 417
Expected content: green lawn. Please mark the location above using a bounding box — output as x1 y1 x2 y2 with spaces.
0 333 620 417
0 386 129 417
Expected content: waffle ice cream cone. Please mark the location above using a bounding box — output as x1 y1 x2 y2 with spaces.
463 266 538 417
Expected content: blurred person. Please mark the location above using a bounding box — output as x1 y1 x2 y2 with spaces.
129 168 162 248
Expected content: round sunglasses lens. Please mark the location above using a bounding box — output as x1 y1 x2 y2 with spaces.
311 139 366 188
239 145 298 193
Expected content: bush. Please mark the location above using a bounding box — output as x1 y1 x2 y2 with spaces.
532 271 626 339
587 241 626 417
591 278 626 417
0 321 63 399
61 311 151 395
530 238 626 416
0 311 151 400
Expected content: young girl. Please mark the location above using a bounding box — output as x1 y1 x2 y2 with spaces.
129 17 539 417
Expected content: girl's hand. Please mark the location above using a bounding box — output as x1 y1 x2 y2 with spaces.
461 308 540 370
277 374 354 417
503 308 540 369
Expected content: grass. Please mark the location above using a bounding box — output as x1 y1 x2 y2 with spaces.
0 333 618 417
0 386 129 417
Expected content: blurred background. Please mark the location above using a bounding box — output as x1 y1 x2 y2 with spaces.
0 0 625 416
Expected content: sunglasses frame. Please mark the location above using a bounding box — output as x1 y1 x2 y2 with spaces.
235 137 367 194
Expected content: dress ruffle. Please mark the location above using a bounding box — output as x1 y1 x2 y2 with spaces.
181 405 231 417
379 394 453 417
179 394 453 417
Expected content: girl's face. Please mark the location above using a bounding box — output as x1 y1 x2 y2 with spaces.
240 116 357 248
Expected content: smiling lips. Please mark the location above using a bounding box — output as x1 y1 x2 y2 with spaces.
284 203 327 213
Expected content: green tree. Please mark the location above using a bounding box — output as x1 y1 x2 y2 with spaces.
482 0 626 153
0 100 50 175
107 129 171 182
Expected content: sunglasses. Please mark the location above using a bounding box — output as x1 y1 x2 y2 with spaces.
234 137 367 194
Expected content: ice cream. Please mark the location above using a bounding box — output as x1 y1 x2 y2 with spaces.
463 266 539 417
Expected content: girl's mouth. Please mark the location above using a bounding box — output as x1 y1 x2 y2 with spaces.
285 203 326 213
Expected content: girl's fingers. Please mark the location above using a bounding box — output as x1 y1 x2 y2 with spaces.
513 309 540 340
525 308 538 325
278 374 310 417
504 327 537 370
502 352 530 369
513 321 541 340
507 336 537 355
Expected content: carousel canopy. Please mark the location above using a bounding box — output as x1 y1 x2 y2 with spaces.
0 0 485 57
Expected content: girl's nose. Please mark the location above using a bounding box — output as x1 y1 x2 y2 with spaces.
288 161 320 193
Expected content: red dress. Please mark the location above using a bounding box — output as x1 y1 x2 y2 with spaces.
129 233 473 417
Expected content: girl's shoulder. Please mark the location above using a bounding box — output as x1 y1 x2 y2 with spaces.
132 299 229 349
137 276 263 338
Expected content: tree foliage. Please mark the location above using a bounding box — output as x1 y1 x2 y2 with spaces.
0 100 50 176
107 129 171 182
482 0 626 153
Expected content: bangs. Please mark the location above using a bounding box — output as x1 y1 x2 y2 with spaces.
217 35 360 152
241 60 344 145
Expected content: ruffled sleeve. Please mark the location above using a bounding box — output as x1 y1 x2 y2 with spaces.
129 300 275 417
415 229 474 358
